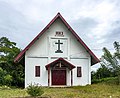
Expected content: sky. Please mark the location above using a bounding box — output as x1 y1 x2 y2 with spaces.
0 0 120 71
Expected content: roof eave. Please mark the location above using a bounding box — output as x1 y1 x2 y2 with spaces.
14 12 100 65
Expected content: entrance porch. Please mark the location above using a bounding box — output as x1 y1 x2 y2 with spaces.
45 58 75 86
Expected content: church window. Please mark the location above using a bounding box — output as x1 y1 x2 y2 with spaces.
35 66 40 77
77 67 82 77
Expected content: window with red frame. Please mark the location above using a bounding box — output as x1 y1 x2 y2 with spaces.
77 67 82 77
35 66 40 77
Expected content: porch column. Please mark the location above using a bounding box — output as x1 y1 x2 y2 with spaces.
48 67 50 86
71 70 73 86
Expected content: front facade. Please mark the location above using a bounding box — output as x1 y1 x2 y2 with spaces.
15 13 99 87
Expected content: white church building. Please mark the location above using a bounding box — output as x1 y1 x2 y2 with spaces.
14 13 99 87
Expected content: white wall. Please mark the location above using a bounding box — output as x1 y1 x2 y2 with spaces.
25 57 48 87
71 58 91 86
66 68 71 86
25 18 91 87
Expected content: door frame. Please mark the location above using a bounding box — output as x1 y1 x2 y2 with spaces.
51 68 67 85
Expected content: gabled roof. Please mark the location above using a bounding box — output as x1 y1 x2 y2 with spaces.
45 58 75 70
14 12 100 65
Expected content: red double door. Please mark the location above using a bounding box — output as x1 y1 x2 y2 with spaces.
52 69 66 85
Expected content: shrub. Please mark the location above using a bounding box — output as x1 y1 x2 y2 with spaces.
0 67 13 86
0 67 6 85
92 77 119 85
26 83 44 97
4 74 12 86
0 85 11 90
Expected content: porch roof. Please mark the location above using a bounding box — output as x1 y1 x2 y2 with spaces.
45 58 75 70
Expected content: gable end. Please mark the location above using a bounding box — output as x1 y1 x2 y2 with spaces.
14 12 100 65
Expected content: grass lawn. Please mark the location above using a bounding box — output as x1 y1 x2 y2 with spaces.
0 83 120 98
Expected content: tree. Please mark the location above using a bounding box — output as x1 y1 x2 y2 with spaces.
114 41 120 61
101 41 120 84
0 37 24 87
92 64 113 79
91 64 115 82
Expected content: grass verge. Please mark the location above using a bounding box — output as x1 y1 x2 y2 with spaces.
0 83 120 98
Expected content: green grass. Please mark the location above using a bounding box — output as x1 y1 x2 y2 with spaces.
0 83 120 98
0 88 28 98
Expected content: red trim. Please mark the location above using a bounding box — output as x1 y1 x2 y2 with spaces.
48 67 50 86
45 58 75 70
14 12 100 65
71 70 73 86
77 67 82 77
35 66 40 77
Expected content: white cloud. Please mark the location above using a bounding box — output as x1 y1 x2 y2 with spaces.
0 0 120 64
71 1 119 42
